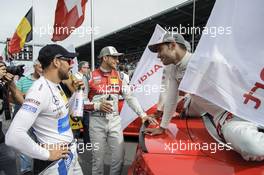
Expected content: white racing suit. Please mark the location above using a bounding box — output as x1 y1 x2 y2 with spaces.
187 95 264 161
85 68 147 175
5 77 83 174
158 50 264 161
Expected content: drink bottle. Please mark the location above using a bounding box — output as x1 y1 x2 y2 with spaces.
72 88 84 117
106 95 114 120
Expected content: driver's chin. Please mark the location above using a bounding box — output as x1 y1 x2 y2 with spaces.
62 74 69 81
111 64 117 70
162 60 169 65
59 71 69 80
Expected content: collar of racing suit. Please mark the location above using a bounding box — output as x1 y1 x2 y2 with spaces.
176 51 191 67
99 66 111 73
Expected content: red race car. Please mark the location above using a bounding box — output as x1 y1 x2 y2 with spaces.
120 100 157 137
128 115 264 175
121 94 185 137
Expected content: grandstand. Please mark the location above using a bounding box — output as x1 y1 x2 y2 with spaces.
76 0 216 68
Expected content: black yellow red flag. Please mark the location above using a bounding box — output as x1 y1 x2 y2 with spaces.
8 7 32 54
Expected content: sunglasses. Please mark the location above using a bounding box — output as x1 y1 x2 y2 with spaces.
56 57 73 65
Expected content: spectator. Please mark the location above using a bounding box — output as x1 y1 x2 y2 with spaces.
14 60 42 113
74 61 90 144
0 62 17 175
118 64 130 84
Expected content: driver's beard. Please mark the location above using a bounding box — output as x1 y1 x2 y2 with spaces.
58 68 69 81
107 62 116 70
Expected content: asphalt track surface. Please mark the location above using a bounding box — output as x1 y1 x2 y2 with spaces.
78 137 138 175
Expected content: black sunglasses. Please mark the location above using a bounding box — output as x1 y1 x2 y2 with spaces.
56 57 73 65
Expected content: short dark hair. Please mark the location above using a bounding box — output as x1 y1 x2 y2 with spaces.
38 44 77 69
38 44 58 69
38 53 53 70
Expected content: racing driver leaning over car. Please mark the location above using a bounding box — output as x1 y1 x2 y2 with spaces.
150 40 192 119
83 46 158 175
145 31 264 161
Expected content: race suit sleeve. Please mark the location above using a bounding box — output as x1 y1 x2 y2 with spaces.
121 81 147 118
157 65 171 111
84 78 100 111
5 84 50 160
160 67 179 129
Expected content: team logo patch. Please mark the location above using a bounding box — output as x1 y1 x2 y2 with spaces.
93 76 101 80
53 105 64 112
93 76 101 84
110 77 118 84
21 104 37 113
52 95 60 105
24 98 40 106
58 114 70 134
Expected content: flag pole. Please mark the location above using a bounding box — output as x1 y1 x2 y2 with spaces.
91 0 95 71
30 0 34 63
191 0 196 53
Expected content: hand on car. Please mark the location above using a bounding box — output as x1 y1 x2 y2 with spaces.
144 127 165 136
142 115 159 125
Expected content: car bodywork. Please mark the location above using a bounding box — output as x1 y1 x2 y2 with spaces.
128 116 264 175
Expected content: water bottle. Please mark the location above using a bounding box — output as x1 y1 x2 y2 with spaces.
72 88 84 117
105 95 114 120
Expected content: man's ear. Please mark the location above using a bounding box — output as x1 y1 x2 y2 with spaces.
52 58 60 68
102 56 108 62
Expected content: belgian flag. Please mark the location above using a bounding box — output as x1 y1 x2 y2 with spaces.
8 7 32 55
